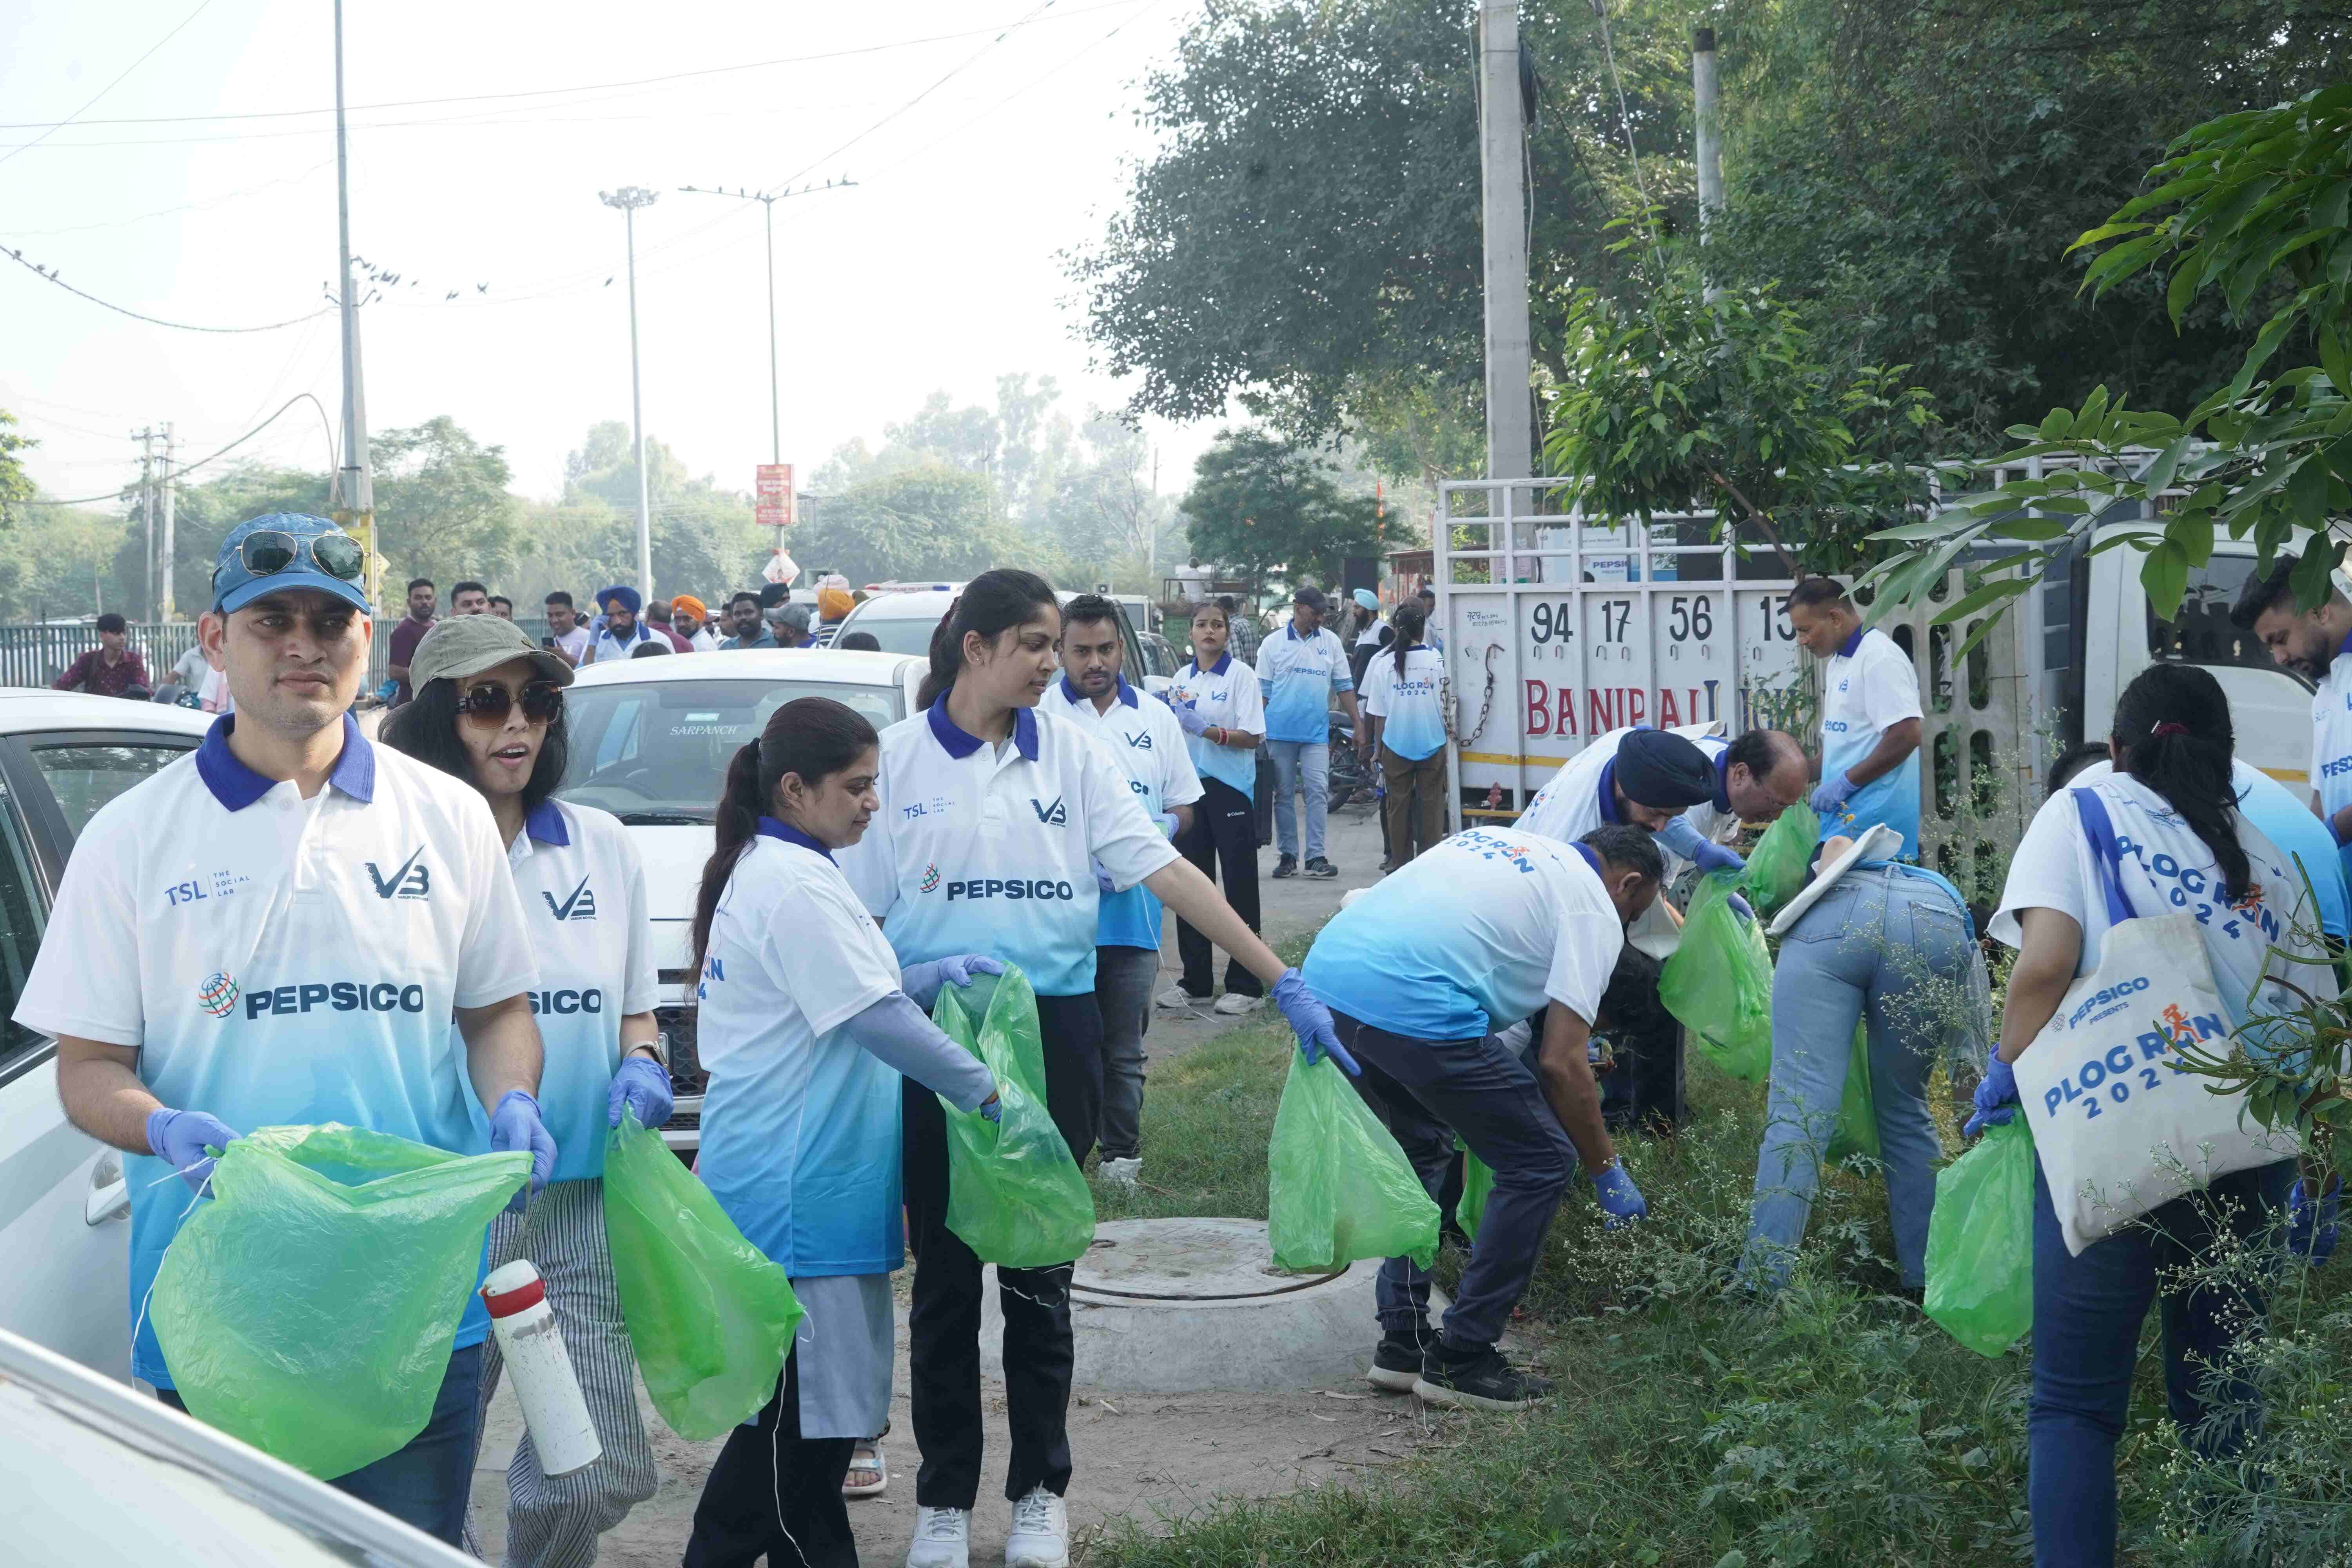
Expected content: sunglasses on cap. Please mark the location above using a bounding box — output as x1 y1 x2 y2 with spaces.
456 681 564 726
233 529 367 582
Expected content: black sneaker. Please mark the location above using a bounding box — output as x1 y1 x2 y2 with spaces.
1272 854 1299 879
1305 857 1339 879
1412 1341 1553 1412
1365 1327 1428 1393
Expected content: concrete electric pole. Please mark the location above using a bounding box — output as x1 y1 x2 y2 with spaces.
1477 2 1533 487
329 0 376 609
158 423 176 620
600 185 659 597
134 428 155 619
1693 26 1723 302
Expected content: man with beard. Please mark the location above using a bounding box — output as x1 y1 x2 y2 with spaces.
2232 555 2352 848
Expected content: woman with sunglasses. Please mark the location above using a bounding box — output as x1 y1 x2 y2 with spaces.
382 615 664 1568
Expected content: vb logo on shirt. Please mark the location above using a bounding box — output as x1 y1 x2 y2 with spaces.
1125 732 1154 751
1030 796 1069 826
543 874 597 921
365 846 432 901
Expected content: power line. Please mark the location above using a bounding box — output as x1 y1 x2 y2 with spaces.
0 0 216 169
2 159 336 238
0 1 1145 133
25 394 335 506
3 245 329 333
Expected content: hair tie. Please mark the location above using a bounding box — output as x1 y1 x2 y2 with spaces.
2151 722 2189 739
744 735 761 760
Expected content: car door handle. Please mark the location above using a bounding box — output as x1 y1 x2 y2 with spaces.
85 1151 130 1226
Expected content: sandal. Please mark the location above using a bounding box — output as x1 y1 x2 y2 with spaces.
843 1435 887 1499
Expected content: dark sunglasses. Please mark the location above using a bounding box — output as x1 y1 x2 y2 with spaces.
456 681 564 726
235 529 366 582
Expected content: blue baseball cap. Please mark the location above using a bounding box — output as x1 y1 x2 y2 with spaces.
212 514 373 616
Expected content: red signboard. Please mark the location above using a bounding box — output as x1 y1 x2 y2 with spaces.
756 463 794 528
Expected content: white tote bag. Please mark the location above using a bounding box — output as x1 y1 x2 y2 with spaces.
2013 789 2301 1256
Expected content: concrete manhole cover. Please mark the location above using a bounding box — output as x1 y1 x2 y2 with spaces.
1071 1217 1345 1302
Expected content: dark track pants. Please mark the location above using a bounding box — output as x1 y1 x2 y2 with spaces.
1595 945 1685 1132
900 990 1104 1508
683 1350 856 1568
1174 776 1263 999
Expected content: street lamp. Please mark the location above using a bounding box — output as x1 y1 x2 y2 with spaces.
599 185 659 596
677 179 857 465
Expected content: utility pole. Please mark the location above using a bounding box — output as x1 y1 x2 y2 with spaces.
1477 2 1533 486
1693 26 1723 303
328 0 376 608
600 185 659 596
157 423 176 620
134 428 155 619
677 179 858 466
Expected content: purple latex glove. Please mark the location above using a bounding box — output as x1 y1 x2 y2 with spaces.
145 1107 241 1195
1270 969 1358 1075
1155 689 1210 736
1593 1162 1648 1229
1693 840 1746 877
490 1089 556 1213
1964 1056 2019 1138
608 1054 674 1130
1810 771 1857 816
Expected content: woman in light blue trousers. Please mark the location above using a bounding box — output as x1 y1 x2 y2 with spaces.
1737 860 1991 1293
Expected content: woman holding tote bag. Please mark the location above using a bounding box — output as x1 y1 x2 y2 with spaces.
1973 663 2331 1567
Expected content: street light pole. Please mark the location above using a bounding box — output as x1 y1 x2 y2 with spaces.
600 186 659 596
677 180 857 466
330 0 375 610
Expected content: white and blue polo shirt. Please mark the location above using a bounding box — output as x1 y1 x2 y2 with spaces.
1516 726 1641 846
1359 645 1448 762
1257 623 1353 745
1302 826 1624 1041
695 820 988 1276
1168 652 1266 798
840 699 1181 996
461 797 657 1185
13 715 540 1387
1038 675 1204 952
2307 628 2352 855
589 622 660 664
1819 625 1924 858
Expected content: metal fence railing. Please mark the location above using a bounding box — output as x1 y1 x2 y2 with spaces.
0 621 406 693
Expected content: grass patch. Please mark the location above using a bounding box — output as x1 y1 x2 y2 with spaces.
1081 1038 2352 1567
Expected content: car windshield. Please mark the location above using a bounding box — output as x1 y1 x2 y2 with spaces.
556 678 904 823
846 609 949 655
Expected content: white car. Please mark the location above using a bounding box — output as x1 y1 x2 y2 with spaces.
832 586 1171 693
553 649 928 1152
0 692 217 1379
0 1324 472 1564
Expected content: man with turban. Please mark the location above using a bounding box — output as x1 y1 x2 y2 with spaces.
669 595 718 652
585 586 659 665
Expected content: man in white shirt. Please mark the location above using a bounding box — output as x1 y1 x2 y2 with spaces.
2230 554 2352 852
1786 577 1924 858
1040 595 1204 1185
586 586 661 664
1258 585 1360 878
670 594 720 652
13 513 550 1546
541 590 591 668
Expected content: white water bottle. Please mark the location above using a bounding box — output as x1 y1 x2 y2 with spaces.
480 1260 603 1477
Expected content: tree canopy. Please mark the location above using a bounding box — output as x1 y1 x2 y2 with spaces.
1181 430 1390 592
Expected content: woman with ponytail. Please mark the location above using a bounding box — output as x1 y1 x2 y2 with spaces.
682 697 1005 1568
1357 601 1450 867
840 568 1352 1568
1974 662 2332 1566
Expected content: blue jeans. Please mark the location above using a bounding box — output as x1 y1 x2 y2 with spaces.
1739 867 1970 1292
1265 739 1328 861
1332 1013 1577 1350
164 1341 484 1545
2027 1158 2290 1567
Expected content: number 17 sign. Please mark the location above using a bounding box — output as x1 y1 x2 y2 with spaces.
756 464 795 528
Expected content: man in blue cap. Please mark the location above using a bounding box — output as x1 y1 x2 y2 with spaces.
14 514 552 1544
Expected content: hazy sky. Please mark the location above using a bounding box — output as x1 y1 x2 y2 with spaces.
0 0 1220 510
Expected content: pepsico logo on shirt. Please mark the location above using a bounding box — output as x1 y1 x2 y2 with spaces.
920 862 941 893
197 972 240 1019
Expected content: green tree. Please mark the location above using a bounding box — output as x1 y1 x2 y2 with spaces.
0 409 36 529
1181 430 1388 593
793 461 1015 587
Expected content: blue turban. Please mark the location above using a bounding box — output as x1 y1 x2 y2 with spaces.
600 584 642 615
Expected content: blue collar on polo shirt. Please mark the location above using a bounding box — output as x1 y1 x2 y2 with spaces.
1711 748 1734 814
1837 623 1866 659
1058 674 1140 709
757 815 834 863
1572 841 1604 878
524 798 569 847
1201 652 1232 676
195 712 375 811
2337 625 2352 661
1596 758 1623 825
926 696 1040 762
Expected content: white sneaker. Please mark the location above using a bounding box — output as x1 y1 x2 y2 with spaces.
1213 992 1263 1016
1098 1156 1141 1186
906 1504 970 1568
1155 984 1201 1010
1004 1486 1070 1568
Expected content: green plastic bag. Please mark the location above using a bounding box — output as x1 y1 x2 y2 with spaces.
151 1124 528 1478
1739 800 1821 916
931 965 1097 1269
1453 1137 1496 1239
1824 1025 1882 1166
1659 871 1775 1082
1924 1120 2037 1357
1268 1051 1441 1272
604 1112 805 1439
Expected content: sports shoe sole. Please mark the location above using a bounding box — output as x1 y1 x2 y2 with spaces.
1411 1376 1548 1412
1004 1543 1070 1568
1364 1363 1421 1393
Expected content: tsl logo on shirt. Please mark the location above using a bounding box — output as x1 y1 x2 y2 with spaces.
365 846 432 901
165 868 254 909
543 874 597 922
1030 796 1069 826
